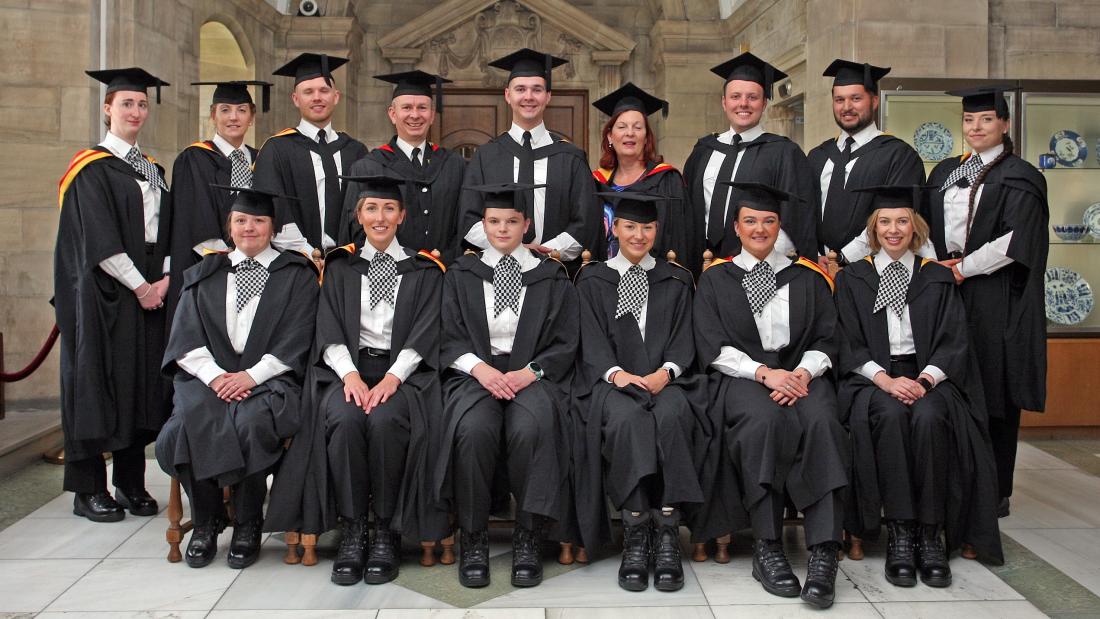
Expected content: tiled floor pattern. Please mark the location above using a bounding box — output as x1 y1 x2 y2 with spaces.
0 441 1096 617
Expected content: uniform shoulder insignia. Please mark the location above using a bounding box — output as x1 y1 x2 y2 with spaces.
703 256 733 272
592 168 612 183
645 162 678 177
416 249 446 272
795 256 835 292
58 149 112 208
187 141 216 153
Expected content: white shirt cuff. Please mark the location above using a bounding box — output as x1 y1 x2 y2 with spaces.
177 346 225 386
920 364 947 387
99 253 147 290
796 350 832 379
452 352 484 375
840 232 870 264
245 353 292 386
272 223 315 256
958 232 1014 278
603 365 625 383
773 229 796 258
542 232 582 261
711 345 763 380
856 360 887 383
387 348 423 383
661 361 683 379
464 221 489 249
322 344 358 381
193 238 230 257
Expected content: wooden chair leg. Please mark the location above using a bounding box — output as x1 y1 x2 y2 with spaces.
166 477 184 562
420 541 437 567
558 541 575 565
961 543 977 560
301 533 318 566
283 531 301 564
847 532 865 561
440 534 456 565
714 534 732 564
692 542 708 562
575 546 589 564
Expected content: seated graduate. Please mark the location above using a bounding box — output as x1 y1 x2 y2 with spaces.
572 191 707 593
693 182 849 609
836 185 1003 589
155 186 319 570
435 182 579 589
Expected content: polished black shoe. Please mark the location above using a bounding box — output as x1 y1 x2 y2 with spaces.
331 515 369 586
73 491 125 523
459 529 490 588
997 497 1010 518
114 487 158 517
226 518 263 569
365 519 401 584
185 517 226 568
752 538 802 597
885 520 917 587
801 541 840 609
618 511 651 592
651 508 684 592
917 524 952 588
511 524 543 587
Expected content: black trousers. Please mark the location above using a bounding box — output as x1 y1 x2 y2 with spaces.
989 406 1021 499
64 440 150 495
749 486 843 548
176 463 269 525
324 350 412 520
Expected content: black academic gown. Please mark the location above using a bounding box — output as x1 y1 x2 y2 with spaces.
265 246 449 540
683 133 817 277
571 259 710 551
253 127 368 251
339 138 467 263
456 132 599 271
807 134 925 255
836 257 1003 564
156 250 318 489
54 147 173 465
593 162 690 264
433 252 579 527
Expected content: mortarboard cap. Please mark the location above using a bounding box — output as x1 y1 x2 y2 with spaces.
710 52 787 99
488 48 568 90
823 59 890 93
592 82 669 119
211 184 295 219
596 190 664 224
945 84 1016 119
191 80 272 113
721 181 799 216
374 70 452 113
86 67 169 104
851 184 936 211
466 182 547 214
339 174 409 202
273 53 349 86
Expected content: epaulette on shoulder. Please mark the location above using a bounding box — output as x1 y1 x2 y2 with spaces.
260 128 298 150
645 162 678 177
703 256 733 272
416 249 446 272
592 168 612 183
795 256 835 292
58 149 113 208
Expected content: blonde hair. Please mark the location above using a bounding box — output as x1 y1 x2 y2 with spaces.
865 207 930 253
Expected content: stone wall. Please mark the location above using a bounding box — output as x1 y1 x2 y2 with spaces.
989 0 1100 77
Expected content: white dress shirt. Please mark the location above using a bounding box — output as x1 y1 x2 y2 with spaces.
97 131 169 290
395 136 426 166
941 143 1015 278
600 252 684 382
709 248 832 380
819 124 881 262
190 133 250 256
854 251 947 386
464 122 582 261
272 118 342 255
321 238 424 383
451 245 542 374
176 246 292 386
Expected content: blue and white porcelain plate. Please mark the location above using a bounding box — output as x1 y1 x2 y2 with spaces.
1050 130 1087 168
1085 202 1100 241
1045 267 1094 325
913 122 954 162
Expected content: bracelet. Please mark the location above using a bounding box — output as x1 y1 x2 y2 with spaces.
609 370 620 384
136 284 153 299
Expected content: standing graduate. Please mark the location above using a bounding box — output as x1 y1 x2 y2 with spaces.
254 53 368 258
436 183 579 589
591 83 687 262
693 182 849 609
155 187 318 569
683 53 817 277
836 187 1003 591
456 48 599 272
572 192 708 593
923 86 1048 517
806 60 926 266
55 67 172 523
339 71 466 263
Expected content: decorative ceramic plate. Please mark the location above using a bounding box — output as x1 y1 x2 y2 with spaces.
1050 130 1087 168
913 122 954 162
1045 267 1094 325
1084 202 1100 240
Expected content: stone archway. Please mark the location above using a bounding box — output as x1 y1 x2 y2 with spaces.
198 19 257 143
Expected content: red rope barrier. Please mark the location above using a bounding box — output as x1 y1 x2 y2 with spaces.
0 325 60 382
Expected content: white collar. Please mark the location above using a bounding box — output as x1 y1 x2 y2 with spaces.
360 237 409 262
229 246 279 268
720 124 765 145
733 247 789 273
607 251 656 274
481 244 541 273
838 123 883 150
395 136 427 161
212 133 249 160
100 131 139 159
297 118 335 142
508 122 550 147
976 143 1005 165
873 250 914 275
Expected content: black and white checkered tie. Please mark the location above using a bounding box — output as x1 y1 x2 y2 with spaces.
873 260 910 318
368 251 398 309
742 260 777 315
125 146 167 192
229 149 252 188
615 264 649 321
234 258 268 312
940 153 984 191
493 254 523 317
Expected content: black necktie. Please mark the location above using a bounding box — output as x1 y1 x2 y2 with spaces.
707 133 744 246
234 258 268 312
315 130 341 245
518 131 536 243
742 260 777 315
821 136 856 251
317 128 327 145
873 260 910 318
411 146 423 170
493 254 523 317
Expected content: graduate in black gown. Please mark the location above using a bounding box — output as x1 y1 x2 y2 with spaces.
572 191 708 593
806 60 926 266
55 68 172 523
254 53 368 259
836 187 1003 591
168 80 270 313
339 71 466 263
437 183 579 589
922 86 1048 517
456 48 599 273
155 187 318 569
683 53 817 277
591 83 688 263
693 182 849 609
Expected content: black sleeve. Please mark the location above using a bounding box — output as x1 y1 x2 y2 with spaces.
530 274 580 383
576 274 619 388
456 151 487 250
834 269 874 376
777 145 819 258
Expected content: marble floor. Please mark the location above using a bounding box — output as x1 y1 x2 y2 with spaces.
1 441 1098 618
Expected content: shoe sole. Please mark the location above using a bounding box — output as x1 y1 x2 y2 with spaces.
185 554 216 569
885 572 918 587
654 580 684 592
618 578 649 592
331 571 364 586
72 507 125 523
364 569 399 585
752 567 801 597
920 575 952 588
800 589 835 609
511 576 542 587
114 492 158 517
459 575 490 588
227 554 259 569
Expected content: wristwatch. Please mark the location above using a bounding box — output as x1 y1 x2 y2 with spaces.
526 362 544 381
917 377 933 391
664 367 676 381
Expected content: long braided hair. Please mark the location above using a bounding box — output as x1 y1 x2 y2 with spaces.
964 132 1014 246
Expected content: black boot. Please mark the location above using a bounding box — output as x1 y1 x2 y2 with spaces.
511 523 543 587
618 510 651 592
114 487 158 517
801 541 840 608
226 518 263 569
651 508 684 592
185 515 226 569
885 520 917 587
73 491 125 523
331 515 369 585
459 528 490 588
917 524 952 587
364 518 401 584
752 538 801 597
